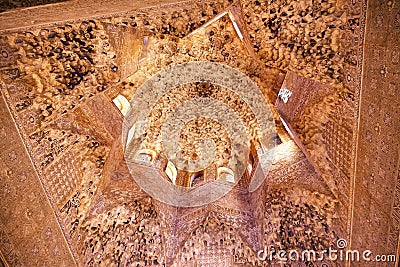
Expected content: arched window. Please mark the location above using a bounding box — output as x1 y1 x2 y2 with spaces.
135 149 156 164
247 163 253 176
126 124 135 145
190 171 204 187
165 161 177 184
247 152 254 175
112 94 130 116
217 167 235 183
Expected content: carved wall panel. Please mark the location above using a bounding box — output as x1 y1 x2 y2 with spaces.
1 0 394 266
275 72 357 237
0 0 68 13
349 0 400 266
43 146 80 209
0 92 76 266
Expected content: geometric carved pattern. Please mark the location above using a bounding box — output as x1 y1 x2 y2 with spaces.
324 119 353 177
0 226 22 267
350 0 400 263
0 92 76 266
392 172 400 230
43 148 80 209
276 71 356 215
387 170 400 255
197 246 230 266
173 213 260 266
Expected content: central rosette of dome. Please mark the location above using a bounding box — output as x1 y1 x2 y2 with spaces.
122 62 276 207
142 82 263 187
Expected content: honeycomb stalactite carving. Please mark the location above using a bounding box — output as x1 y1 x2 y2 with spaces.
59 138 109 240
241 0 360 90
293 88 355 186
144 82 264 166
172 213 260 266
167 188 340 267
1 21 118 132
118 12 280 104
1 0 390 266
264 188 339 251
79 197 163 266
